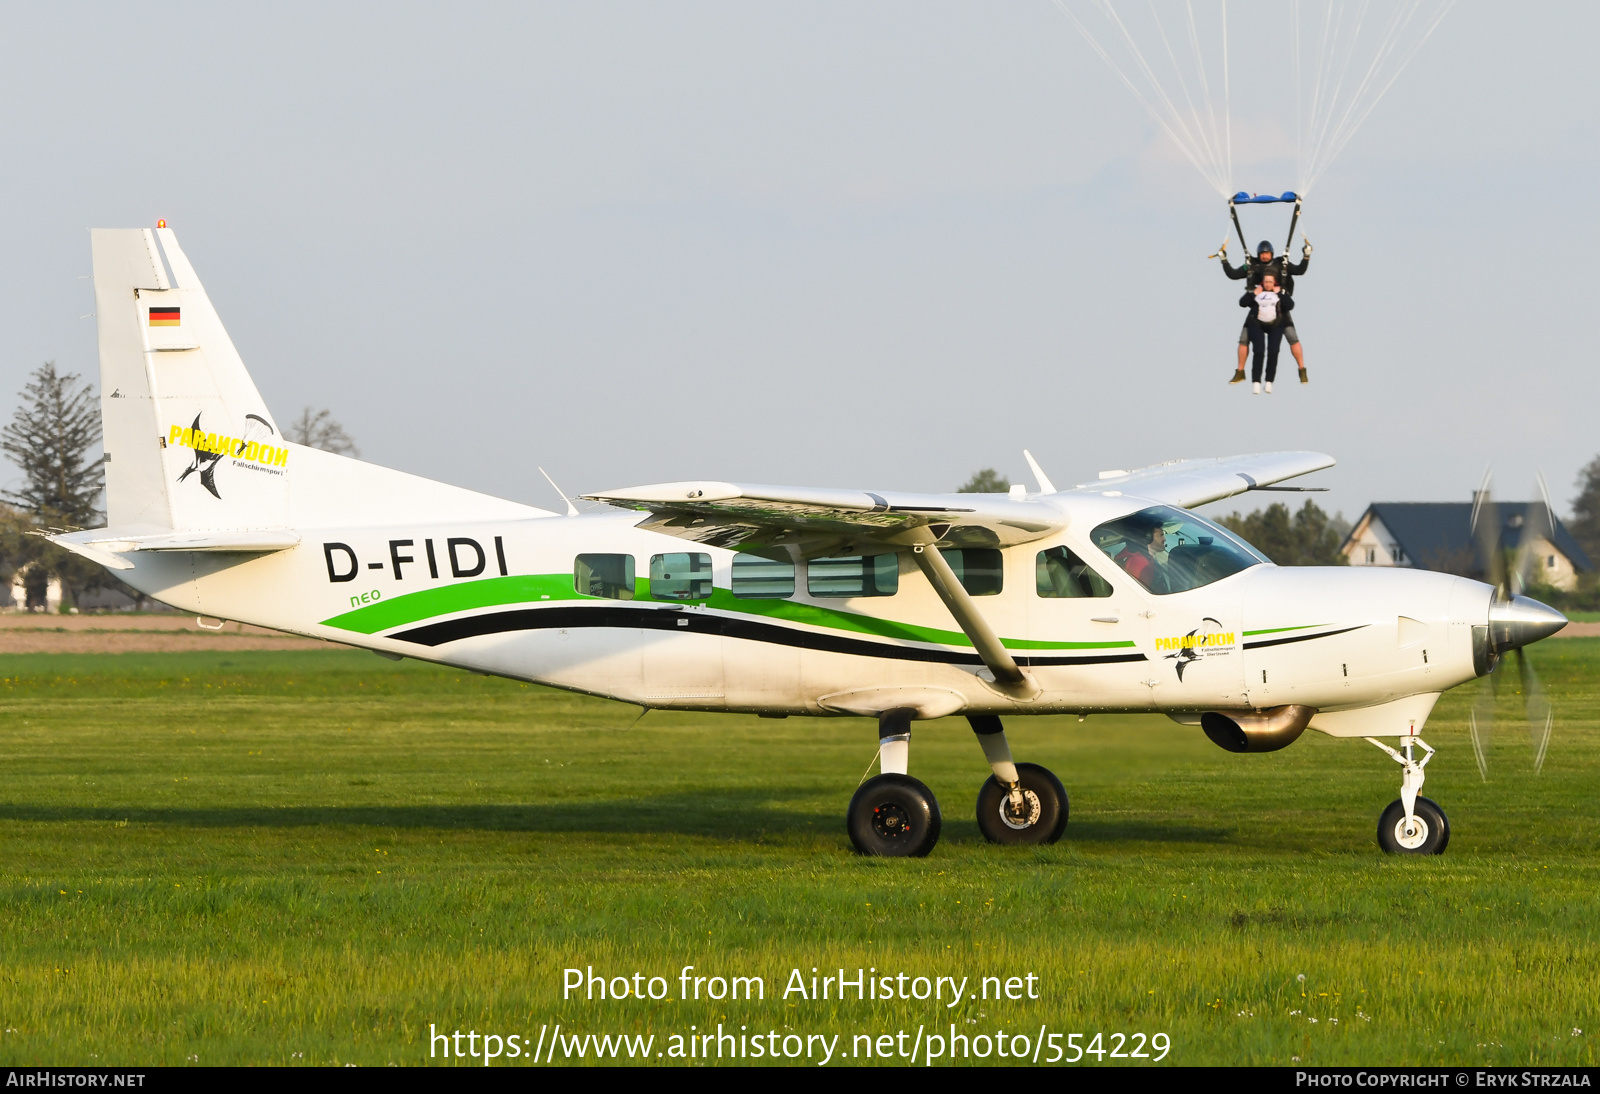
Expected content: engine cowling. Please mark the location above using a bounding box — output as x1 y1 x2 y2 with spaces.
1200 705 1316 753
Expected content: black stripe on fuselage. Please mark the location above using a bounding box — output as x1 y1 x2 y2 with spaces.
1242 625 1368 650
389 605 1148 667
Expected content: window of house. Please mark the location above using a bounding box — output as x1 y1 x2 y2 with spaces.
1036 545 1114 598
807 554 899 598
1365 547 1376 564
941 548 1003 596
575 554 635 600
731 552 795 599
1548 555 1557 568
650 552 712 600
1391 546 1403 563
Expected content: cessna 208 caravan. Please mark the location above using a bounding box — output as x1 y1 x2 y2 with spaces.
57 227 1567 857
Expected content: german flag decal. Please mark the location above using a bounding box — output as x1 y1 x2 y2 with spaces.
149 306 180 327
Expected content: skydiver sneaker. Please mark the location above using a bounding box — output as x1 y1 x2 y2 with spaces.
1251 382 1261 394
1229 368 1246 384
1265 381 1273 393
1298 366 1309 384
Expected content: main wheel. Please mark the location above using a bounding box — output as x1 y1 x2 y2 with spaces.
848 774 941 857
1377 796 1450 855
975 762 1069 845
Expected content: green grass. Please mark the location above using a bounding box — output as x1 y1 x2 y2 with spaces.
1 645 1598 1067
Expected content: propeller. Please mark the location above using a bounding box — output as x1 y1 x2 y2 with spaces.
1467 469 1565 780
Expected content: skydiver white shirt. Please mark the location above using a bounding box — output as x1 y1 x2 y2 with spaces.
1255 290 1280 324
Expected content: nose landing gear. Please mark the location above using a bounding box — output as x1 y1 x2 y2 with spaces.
1366 735 1450 855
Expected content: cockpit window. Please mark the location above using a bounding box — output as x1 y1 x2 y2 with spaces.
1090 506 1267 595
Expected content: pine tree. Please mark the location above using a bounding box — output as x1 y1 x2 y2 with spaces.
1 363 105 610
2 362 103 525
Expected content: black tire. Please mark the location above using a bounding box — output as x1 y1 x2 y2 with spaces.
975 762 1069 845
1376 796 1450 855
847 774 941 857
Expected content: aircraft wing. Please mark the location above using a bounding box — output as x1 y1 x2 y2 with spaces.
582 481 1064 557
1072 451 1334 509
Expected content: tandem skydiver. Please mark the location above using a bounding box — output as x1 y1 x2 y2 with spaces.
1240 273 1293 394
1221 238 1310 386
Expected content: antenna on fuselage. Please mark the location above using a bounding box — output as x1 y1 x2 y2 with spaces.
538 466 580 517
1023 450 1057 495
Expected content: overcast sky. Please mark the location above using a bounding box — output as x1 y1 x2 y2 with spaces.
1 2 1595 524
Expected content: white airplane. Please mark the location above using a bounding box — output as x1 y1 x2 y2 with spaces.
55 227 1567 858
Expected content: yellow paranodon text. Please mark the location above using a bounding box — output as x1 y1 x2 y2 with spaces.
168 424 288 467
1154 632 1236 652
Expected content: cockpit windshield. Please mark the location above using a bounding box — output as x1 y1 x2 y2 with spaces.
1090 505 1268 595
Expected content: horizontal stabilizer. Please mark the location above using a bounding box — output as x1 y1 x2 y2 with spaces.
90 529 301 552
50 526 301 567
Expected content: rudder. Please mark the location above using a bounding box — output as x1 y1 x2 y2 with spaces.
94 227 288 532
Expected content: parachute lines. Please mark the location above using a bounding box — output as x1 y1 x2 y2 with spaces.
1054 0 1236 196
1056 0 1455 197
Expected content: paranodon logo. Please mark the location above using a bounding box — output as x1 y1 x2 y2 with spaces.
1156 618 1236 681
167 412 287 499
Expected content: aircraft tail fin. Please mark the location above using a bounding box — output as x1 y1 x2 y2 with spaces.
94 227 288 532
91 227 550 534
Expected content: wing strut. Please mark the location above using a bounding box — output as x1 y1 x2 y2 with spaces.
906 538 1040 699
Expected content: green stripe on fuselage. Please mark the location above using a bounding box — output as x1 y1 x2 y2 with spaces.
1241 624 1326 637
320 573 1136 651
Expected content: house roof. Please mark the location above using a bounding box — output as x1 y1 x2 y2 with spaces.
1346 501 1594 574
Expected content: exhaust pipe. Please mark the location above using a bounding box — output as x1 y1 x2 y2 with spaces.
1201 705 1315 753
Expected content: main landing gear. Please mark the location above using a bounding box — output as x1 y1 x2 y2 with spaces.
1366 735 1450 855
846 710 1069 857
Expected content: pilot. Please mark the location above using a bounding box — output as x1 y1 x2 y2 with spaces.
1113 517 1169 593
1223 239 1310 385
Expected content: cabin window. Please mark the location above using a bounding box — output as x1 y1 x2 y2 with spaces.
807 554 899 598
1091 505 1265 595
1036 546 1113 598
649 552 712 600
731 552 795 599
574 553 635 600
941 548 1003 596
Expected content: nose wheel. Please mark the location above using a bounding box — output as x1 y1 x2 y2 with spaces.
1366 735 1450 855
1377 796 1450 854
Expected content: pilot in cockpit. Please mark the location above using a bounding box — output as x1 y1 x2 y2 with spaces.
1111 515 1170 594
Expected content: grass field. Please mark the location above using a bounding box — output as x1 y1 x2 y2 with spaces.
1 644 1597 1067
